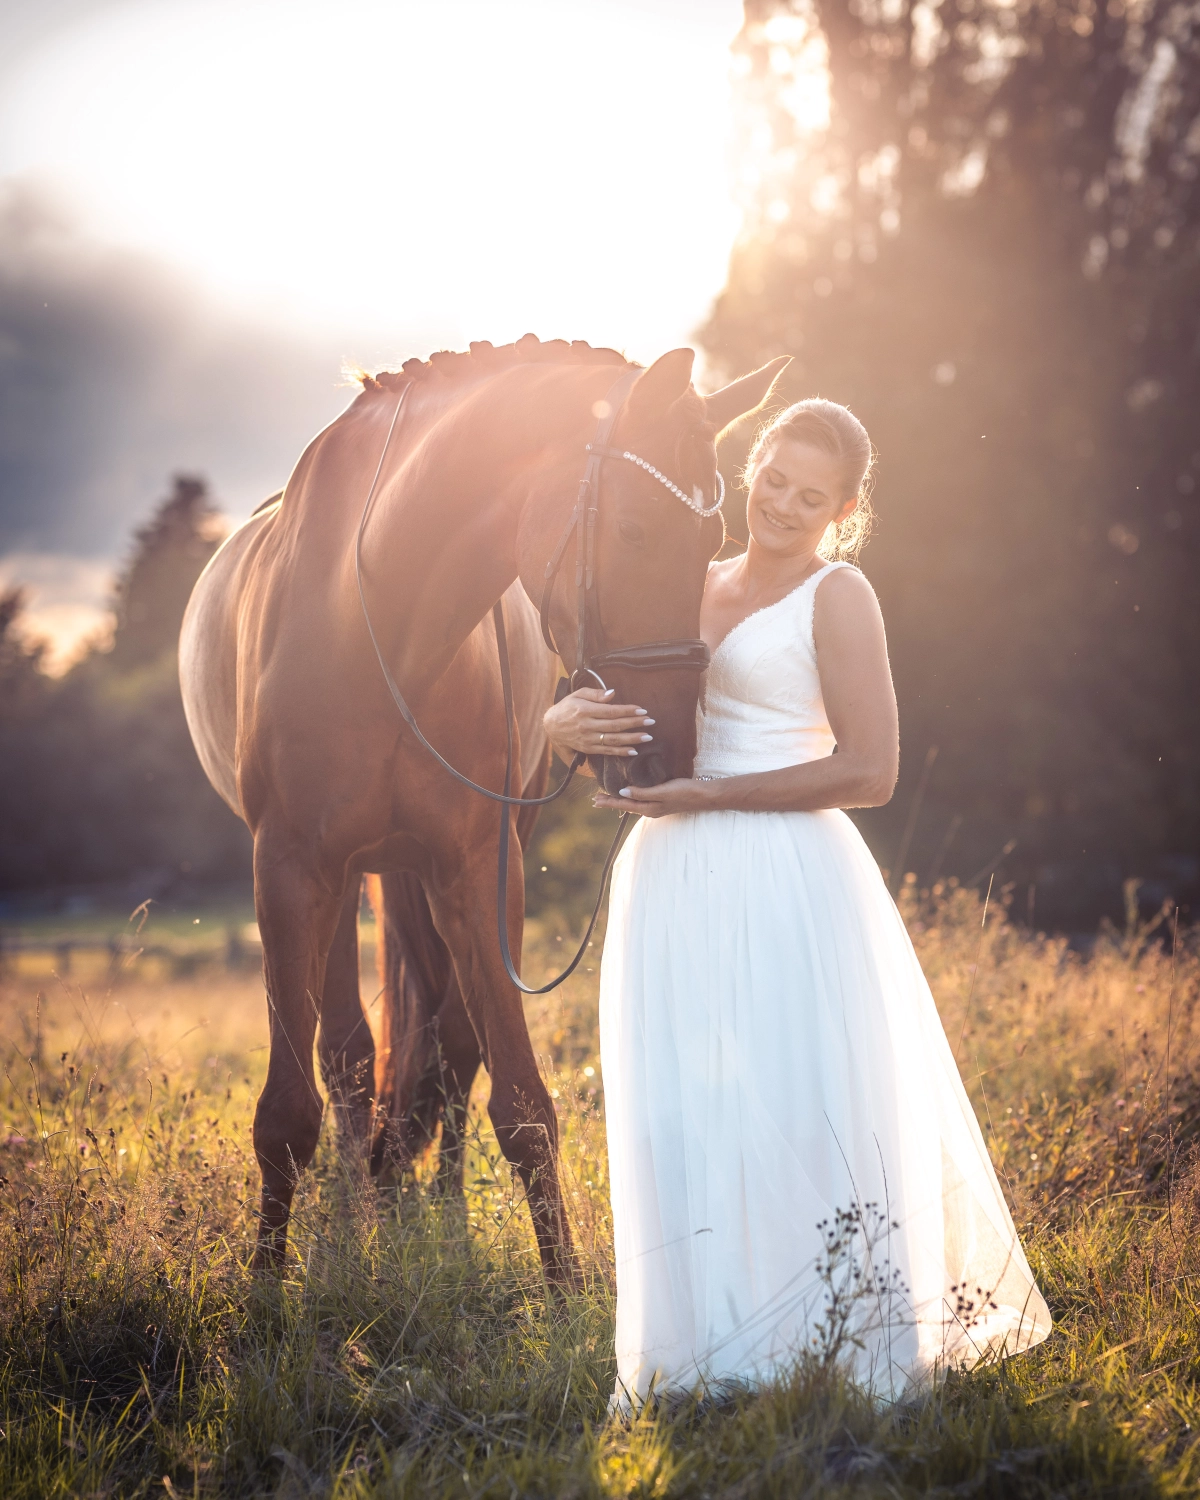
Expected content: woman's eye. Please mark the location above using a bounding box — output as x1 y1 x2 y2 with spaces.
619 520 645 545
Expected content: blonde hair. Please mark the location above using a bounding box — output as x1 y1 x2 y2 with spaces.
744 398 876 561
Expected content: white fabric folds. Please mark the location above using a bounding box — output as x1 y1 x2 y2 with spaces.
599 563 1051 1407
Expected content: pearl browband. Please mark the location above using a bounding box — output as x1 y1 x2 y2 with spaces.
586 443 725 518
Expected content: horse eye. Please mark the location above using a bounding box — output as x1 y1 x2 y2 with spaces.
619 520 645 545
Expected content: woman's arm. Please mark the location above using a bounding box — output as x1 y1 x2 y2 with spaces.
543 686 655 777
595 569 899 817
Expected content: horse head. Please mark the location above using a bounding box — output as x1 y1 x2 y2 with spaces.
525 348 791 792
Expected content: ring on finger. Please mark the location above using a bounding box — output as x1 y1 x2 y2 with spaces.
599 732 605 744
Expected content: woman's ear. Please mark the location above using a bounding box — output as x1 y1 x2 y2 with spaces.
835 495 859 525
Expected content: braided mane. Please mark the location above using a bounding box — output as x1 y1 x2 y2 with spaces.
357 332 636 390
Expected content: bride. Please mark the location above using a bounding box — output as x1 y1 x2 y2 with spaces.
543 398 1052 1408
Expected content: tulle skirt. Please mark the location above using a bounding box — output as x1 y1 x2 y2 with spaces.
598 806 1052 1408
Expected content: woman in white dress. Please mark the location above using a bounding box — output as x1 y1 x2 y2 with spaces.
543 399 1052 1409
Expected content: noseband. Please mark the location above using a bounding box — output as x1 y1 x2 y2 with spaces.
355 368 722 994
537 369 720 691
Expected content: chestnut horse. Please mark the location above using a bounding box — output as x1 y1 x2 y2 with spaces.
179 335 788 1278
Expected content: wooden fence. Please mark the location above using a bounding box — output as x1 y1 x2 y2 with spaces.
0 925 262 979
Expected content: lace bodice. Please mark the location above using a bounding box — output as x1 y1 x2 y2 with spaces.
693 560 852 779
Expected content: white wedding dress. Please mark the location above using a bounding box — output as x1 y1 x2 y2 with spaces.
599 561 1051 1408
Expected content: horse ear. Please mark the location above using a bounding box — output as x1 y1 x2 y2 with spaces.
625 348 696 421
704 356 792 439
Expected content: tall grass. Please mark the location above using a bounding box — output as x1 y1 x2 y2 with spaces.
1 883 1198 1497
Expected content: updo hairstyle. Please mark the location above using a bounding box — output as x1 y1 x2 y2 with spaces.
744 398 875 561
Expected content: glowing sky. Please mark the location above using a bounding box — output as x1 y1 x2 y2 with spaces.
0 0 745 666
1 0 743 364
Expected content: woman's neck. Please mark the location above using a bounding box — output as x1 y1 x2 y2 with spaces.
738 538 824 598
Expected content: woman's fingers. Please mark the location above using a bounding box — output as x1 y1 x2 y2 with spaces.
569 687 650 719
543 686 656 758
578 702 654 727
574 726 650 756
585 718 654 740
582 713 654 751
565 698 655 755
594 710 655 730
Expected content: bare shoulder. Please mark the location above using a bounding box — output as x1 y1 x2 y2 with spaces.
813 565 886 641
703 556 741 598
816 564 881 610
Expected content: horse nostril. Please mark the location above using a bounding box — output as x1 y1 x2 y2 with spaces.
602 758 626 794
629 750 667 788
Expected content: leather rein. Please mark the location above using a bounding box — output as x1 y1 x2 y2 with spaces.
354 369 720 994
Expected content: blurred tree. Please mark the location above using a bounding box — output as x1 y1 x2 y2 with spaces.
0 482 250 897
705 0 1200 924
109 475 222 669
0 587 50 711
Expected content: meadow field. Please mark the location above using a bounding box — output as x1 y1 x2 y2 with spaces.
1 880 1198 1498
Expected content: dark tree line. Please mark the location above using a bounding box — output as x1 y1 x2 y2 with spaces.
0 477 250 898
704 0 1200 924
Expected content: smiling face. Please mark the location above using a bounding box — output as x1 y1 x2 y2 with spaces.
746 437 858 559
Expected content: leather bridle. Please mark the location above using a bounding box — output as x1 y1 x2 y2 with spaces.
355 368 721 993
536 368 719 693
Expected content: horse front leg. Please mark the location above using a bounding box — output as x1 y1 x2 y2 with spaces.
429 828 577 1288
251 844 344 1270
317 878 375 1162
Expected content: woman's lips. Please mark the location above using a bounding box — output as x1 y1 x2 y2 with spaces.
760 507 795 531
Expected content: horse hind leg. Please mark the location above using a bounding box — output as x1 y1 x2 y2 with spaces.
369 872 481 1191
251 849 344 1270
369 872 454 1177
415 975 481 1199
317 878 375 1162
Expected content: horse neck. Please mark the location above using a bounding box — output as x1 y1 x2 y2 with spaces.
359 365 606 692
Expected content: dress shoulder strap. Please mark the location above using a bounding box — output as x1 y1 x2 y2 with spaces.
808 559 854 588
800 560 857 654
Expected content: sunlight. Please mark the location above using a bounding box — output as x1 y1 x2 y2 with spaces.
0 553 114 674
0 0 743 362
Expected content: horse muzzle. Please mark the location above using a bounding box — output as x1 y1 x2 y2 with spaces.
595 745 671 792
579 639 708 793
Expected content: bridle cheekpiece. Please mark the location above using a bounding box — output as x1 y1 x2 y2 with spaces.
538 368 723 692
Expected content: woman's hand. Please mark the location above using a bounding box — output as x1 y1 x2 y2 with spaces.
592 779 714 819
543 686 655 761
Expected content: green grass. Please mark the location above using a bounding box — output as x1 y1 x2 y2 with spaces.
1 884 1198 1497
